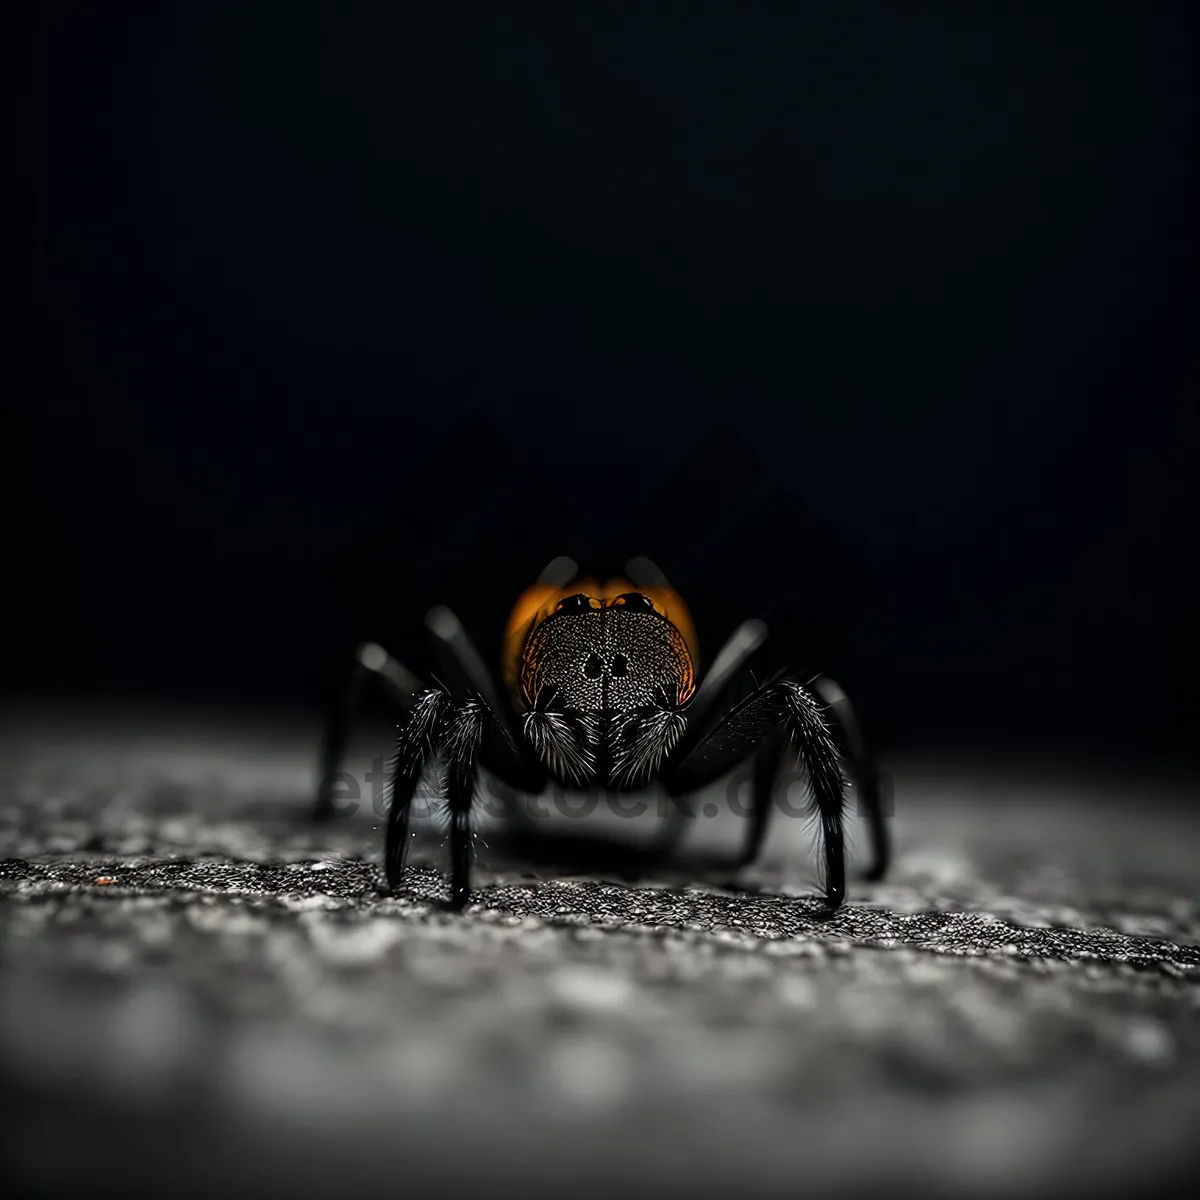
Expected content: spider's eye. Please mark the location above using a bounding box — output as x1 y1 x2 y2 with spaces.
583 653 604 679
556 593 594 613
612 593 656 613
610 654 629 677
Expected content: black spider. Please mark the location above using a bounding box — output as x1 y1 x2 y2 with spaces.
314 556 889 912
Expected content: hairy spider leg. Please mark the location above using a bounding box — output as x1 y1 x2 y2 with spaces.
810 676 891 883
661 676 855 913
314 605 547 908
384 685 545 909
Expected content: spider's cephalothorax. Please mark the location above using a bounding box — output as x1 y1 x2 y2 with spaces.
314 556 890 912
513 585 696 790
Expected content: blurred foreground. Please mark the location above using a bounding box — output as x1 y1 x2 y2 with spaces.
1 707 1198 1198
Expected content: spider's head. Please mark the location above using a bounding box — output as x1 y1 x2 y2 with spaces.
503 574 698 787
519 592 695 716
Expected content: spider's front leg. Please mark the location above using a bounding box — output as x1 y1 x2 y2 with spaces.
661 677 853 912
384 687 546 910
383 688 483 909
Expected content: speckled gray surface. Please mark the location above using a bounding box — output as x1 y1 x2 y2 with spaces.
1 709 1198 1199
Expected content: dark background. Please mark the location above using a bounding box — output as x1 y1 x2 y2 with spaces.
22 4 1199 762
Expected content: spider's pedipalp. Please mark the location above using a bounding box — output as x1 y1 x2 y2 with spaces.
522 709 598 788
608 706 688 790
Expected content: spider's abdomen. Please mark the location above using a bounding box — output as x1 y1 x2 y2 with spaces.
520 597 695 715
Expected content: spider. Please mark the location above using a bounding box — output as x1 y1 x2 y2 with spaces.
313 556 889 912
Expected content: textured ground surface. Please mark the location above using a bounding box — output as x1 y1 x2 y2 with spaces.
1 708 1198 1198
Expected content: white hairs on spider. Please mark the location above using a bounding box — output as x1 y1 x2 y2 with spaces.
522 709 598 787
609 707 687 789
404 688 449 753
443 697 485 759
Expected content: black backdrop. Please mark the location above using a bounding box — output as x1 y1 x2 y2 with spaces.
22 5 1199 760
